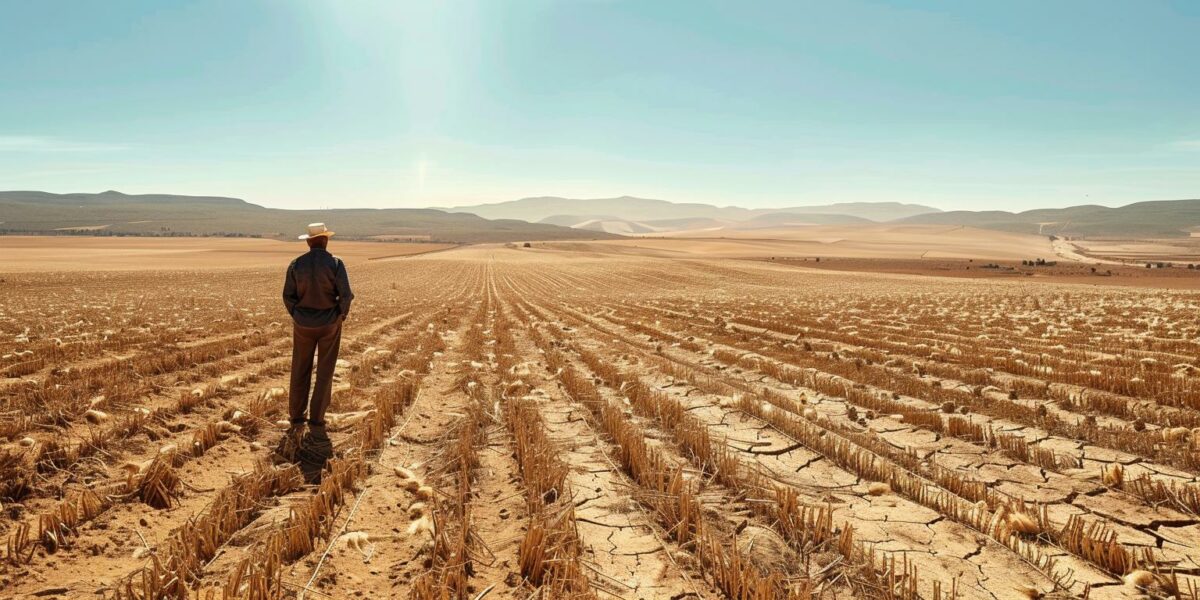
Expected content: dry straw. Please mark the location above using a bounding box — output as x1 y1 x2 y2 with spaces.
526 316 922 600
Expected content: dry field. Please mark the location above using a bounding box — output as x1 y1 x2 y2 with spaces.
3 241 1200 600
0 236 456 272
1070 239 1200 265
763 258 1200 290
621 224 1060 261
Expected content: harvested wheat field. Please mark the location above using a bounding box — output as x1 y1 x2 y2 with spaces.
617 224 1061 261
0 236 456 272
3 242 1200 600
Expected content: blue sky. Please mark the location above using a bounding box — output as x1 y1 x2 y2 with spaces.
1 0 1198 211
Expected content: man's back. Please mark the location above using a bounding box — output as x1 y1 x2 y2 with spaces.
282 248 353 328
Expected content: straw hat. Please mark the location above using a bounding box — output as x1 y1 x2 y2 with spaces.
298 223 335 240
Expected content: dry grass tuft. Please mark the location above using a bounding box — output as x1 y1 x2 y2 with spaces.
127 454 181 509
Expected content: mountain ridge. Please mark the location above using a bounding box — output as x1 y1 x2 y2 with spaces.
897 199 1200 237
0 191 616 243
447 195 1200 238
8 191 1198 241
439 196 942 223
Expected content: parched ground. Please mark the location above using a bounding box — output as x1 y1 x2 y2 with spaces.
1071 238 1200 264
2 242 1200 599
0 235 455 271
576 223 1060 260
760 257 1200 290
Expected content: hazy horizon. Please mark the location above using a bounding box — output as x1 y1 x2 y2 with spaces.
11 188 1200 215
3 1 1198 212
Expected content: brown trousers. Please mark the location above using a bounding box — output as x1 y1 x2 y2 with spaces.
289 320 342 426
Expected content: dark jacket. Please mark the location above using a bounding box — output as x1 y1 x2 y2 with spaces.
283 248 354 328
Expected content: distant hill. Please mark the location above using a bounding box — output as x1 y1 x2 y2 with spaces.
536 210 874 236
442 196 942 224
18 190 1191 243
567 219 661 235
737 212 872 228
508 195 1200 238
447 196 746 222
539 214 728 235
762 203 940 222
0 191 616 243
641 217 729 230
898 199 1200 237
539 214 624 227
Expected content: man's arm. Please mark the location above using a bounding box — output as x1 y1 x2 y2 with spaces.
335 259 354 320
282 261 299 315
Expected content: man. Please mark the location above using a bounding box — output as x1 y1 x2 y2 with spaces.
279 222 354 481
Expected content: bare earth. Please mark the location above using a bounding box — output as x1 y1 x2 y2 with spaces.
2 238 1199 600
1071 238 1200 263
629 224 1059 260
774 257 1200 290
0 236 456 272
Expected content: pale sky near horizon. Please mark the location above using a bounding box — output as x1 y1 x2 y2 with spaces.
2 0 1198 212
